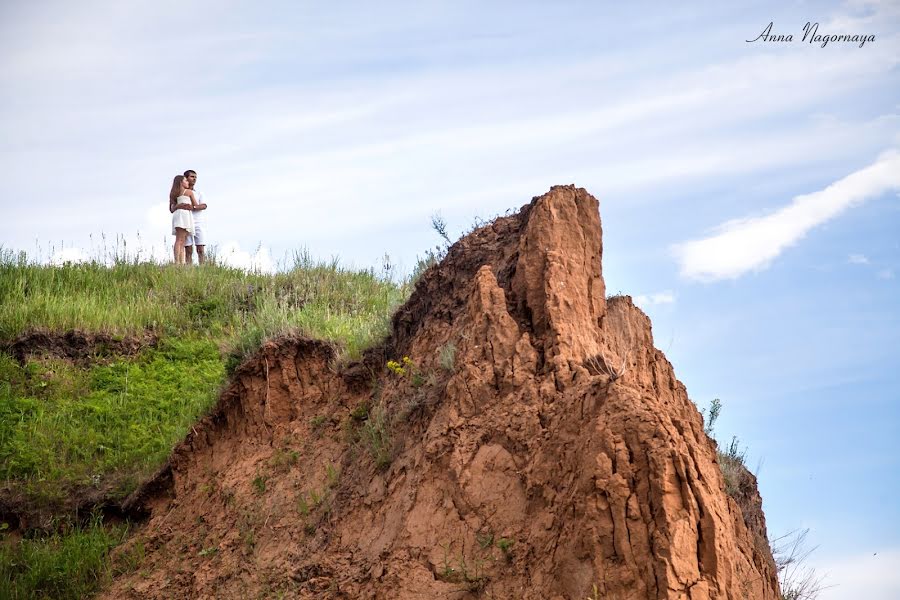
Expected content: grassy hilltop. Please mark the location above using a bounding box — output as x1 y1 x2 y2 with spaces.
0 249 411 599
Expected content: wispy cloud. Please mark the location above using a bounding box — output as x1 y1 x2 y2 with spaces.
634 291 676 308
2 0 899 271
673 151 900 282
847 254 870 264
877 268 895 280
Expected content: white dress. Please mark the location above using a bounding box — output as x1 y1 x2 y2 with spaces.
171 195 194 235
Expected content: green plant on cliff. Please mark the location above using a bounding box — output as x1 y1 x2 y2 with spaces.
700 398 748 497
701 400 824 600
360 405 393 470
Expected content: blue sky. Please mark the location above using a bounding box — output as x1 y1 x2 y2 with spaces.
1 1 898 596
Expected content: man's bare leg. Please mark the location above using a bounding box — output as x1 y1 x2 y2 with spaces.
185 246 194 264
196 245 206 265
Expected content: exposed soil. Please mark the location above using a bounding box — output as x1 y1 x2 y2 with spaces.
3 329 158 367
101 186 781 599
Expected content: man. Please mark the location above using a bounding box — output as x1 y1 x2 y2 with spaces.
182 169 208 264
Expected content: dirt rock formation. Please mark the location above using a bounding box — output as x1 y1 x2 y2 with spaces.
104 186 780 599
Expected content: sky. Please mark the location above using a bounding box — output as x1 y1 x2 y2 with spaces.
1 0 899 596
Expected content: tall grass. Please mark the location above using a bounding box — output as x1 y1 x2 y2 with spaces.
0 248 409 359
0 515 129 600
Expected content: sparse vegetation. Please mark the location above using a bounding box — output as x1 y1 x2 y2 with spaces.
701 400 824 600
718 436 749 497
296 493 311 516
270 448 300 472
309 414 329 430
773 529 827 600
439 544 490 592
252 475 268 495
360 405 393 470
439 342 457 372
411 213 453 282
350 400 371 421
700 398 749 498
496 537 515 562
585 350 628 381
701 397 721 437
387 355 426 388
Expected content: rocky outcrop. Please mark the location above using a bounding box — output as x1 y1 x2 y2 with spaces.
103 185 779 599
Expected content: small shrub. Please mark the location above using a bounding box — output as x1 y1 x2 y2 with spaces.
350 401 370 421
496 537 514 561
439 342 457 372
718 436 748 497
325 463 340 488
387 356 427 388
360 406 392 470
252 475 267 495
476 532 494 549
270 448 299 472
297 493 310 516
438 545 489 591
701 398 721 437
386 356 413 377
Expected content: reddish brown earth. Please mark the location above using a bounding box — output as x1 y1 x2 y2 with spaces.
103 186 780 599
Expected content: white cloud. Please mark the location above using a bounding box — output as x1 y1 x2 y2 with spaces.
817 548 900 600
215 241 275 274
48 247 89 265
877 268 895 279
634 291 677 308
673 151 900 281
847 254 870 264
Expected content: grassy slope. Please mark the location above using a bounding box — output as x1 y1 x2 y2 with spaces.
0 252 410 598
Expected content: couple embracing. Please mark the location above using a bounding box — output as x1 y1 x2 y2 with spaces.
169 169 208 265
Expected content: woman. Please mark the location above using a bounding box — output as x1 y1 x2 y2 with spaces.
169 175 198 264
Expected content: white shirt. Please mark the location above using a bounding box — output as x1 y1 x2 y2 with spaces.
191 189 205 225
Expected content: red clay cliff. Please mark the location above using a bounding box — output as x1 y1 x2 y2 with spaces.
105 186 780 599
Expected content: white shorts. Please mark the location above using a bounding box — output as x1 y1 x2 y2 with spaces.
185 223 205 246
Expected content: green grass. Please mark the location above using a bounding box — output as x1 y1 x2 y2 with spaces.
0 248 408 363
0 516 129 600
0 251 408 492
0 248 412 598
0 338 225 501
